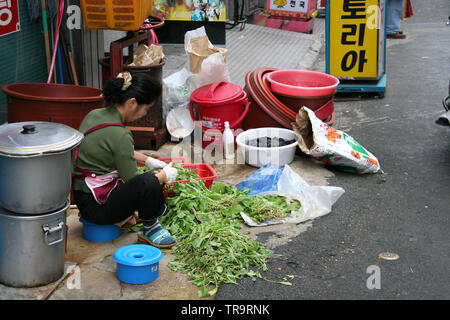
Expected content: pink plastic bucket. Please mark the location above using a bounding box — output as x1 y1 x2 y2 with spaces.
267 70 340 98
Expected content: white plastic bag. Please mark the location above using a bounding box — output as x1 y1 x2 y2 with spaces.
276 165 345 223
162 68 192 118
189 52 230 89
240 165 345 226
293 107 382 174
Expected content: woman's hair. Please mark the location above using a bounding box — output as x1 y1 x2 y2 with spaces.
102 72 162 107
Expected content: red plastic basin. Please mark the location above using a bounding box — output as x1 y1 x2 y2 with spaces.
2 83 104 130
267 70 340 98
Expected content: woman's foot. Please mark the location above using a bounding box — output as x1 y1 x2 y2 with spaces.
137 219 176 248
137 230 176 248
387 32 406 39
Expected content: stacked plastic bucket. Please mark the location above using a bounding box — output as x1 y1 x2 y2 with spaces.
243 68 339 130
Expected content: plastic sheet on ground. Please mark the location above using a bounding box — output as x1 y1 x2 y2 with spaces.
235 163 283 195
237 164 345 227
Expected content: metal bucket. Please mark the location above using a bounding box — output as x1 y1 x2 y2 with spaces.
0 201 69 288
0 151 73 214
0 122 83 214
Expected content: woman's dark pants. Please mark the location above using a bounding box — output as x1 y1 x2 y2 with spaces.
74 173 166 225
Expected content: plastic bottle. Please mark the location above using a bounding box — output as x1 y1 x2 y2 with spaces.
222 121 235 160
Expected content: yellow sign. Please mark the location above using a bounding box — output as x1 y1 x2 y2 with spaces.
328 0 385 80
152 1 226 22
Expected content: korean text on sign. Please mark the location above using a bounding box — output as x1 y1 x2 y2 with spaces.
269 0 309 13
329 0 384 79
0 0 21 37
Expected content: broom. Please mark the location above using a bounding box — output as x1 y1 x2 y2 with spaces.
27 0 64 83
47 0 64 83
25 0 57 77
41 0 51 74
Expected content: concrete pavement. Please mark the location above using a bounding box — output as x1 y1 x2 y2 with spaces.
216 0 450 300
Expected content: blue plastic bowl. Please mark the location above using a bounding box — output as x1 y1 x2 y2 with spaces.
113 244 163 285
79 218 121 242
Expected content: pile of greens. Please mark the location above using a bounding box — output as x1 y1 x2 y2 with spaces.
158 179 301 297
135 164 302 297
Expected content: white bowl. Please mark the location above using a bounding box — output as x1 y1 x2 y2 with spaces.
236 127 298 167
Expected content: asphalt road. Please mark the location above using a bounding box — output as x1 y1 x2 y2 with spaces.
216 0 450 300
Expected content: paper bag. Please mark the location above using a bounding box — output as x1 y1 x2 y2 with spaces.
186 35 227 74
128 44 164 67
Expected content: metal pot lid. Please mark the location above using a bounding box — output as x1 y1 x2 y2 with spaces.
0 122 83 157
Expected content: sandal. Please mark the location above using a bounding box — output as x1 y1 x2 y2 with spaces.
137 228 176 248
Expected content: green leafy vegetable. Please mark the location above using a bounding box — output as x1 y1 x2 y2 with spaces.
158 179 301 297
137 163 201 182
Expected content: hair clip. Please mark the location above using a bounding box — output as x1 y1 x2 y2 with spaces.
117 72 132 91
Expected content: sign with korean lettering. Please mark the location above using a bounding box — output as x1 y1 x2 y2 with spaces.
268 0 309 13
0 0 20 37
328 0 385 80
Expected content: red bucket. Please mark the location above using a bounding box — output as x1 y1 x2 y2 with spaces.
190 81 250 149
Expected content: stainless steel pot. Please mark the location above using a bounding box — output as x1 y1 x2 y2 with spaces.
0 122 83 214
0 201 69 288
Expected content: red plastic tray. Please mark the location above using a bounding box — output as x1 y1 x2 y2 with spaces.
137 158 216 198
163 163 217 197
157 157 188 165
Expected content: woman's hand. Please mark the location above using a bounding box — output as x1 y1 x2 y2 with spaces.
134 151 166 169
155 170 167 184
134 151 165 169
162 163 178 184
155 162 178 184
145 157 167 170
